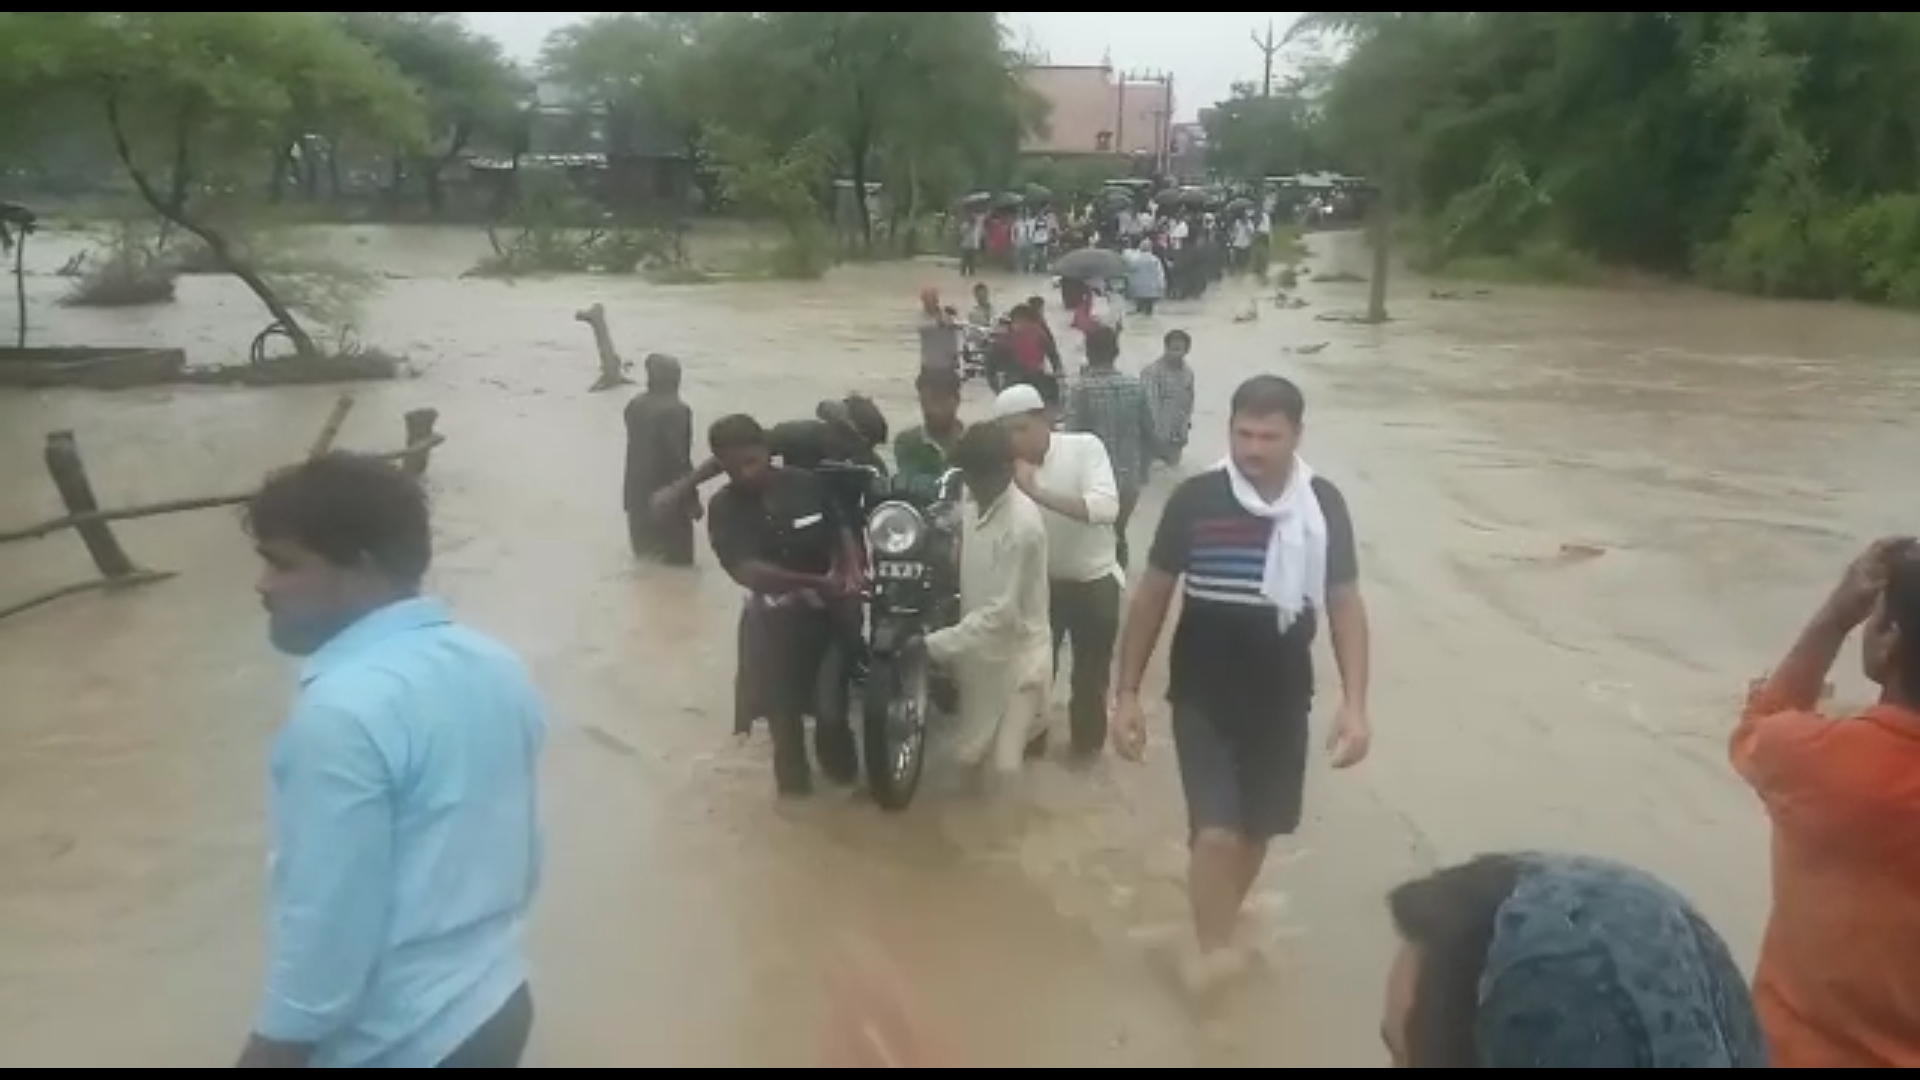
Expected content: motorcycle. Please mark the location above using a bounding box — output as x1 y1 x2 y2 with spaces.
858 466 966 810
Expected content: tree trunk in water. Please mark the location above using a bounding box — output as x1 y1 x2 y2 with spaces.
574 302 634 392
301 150 320 201
327 142 344 201
901 155 921 257
425 127 471 221
386 157 407 211
267 149 290 204
225 250 318 357
178 217 318 357
1365 196 1391 324
850 141 873 251
13 231 27 348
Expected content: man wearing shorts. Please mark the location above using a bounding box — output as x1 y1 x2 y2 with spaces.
1110 374 1373 994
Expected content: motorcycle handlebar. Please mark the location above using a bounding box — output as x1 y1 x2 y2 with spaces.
934 467 965 505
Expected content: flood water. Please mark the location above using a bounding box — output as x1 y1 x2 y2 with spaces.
1 226 1915 1067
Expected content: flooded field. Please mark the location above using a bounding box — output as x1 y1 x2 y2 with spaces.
1 226 1915 1066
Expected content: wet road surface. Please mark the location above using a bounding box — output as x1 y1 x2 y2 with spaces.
2 228 1915 1066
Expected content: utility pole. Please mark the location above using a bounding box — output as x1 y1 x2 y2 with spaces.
1251 20 1281 98
1116 69 1175 172
1157 73 1175 176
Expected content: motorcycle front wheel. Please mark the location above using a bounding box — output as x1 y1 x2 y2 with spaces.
861 652 929 811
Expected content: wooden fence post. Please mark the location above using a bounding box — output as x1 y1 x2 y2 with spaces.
42 430 137 579
401 408 439 477
308 393 356 458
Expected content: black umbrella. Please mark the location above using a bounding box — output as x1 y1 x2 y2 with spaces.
1023 183 1054 204
1052 246 1128 282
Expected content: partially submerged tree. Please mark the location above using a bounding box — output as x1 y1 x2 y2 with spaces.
702 128 837 279
56 12 425 358
1287 13 1469 322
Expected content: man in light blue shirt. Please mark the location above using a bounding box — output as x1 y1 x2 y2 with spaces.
238 453 544 1068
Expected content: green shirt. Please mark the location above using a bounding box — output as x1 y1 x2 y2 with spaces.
892 423 963 493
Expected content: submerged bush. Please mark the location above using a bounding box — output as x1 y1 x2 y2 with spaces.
59 225 180 308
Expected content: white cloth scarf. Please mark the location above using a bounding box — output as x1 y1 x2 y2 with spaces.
1218 454 1327 630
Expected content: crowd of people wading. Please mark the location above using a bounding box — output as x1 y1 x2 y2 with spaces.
221 230 1919 1067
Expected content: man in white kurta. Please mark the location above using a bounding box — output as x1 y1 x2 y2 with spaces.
922 423 1052 778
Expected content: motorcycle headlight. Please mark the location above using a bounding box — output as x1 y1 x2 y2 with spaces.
866 501 926 557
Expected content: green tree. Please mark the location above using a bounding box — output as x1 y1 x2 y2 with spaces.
1203 79 1330 181
544 13 1041 249
1301 12 1920 307
57 12 424 356
754 12 1038 245
703 128 837 278
538 10 718 157
341 13 528 216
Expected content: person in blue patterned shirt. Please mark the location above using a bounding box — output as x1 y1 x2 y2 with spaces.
1063 325 1159 567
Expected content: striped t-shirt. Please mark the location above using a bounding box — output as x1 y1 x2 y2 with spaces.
1147 470 1358 724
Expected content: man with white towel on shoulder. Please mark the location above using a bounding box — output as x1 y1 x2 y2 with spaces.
1111 374 1373 998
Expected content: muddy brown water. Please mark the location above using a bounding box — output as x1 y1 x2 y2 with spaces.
1 227 1915 1066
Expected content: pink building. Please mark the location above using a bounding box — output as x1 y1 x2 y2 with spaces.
1022 64 1176 163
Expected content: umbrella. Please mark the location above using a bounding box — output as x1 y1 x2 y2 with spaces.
1225 197 1254 214
1023 183 1054 204
993 191 1024 210
959 191 993 207
1052 246 1127 282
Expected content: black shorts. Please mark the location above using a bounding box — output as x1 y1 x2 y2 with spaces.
1171 700 1310 842
436 983 532 1067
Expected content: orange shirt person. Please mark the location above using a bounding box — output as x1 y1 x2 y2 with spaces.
1731 536 1920 1068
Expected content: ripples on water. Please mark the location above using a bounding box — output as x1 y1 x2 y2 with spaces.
1 227 1916 1066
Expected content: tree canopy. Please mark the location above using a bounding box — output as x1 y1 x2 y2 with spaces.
338 13 528 212
1202 78 1329 183
0 12 432 354
1 12 1043 236
538 12 1044 239
1293 11 1920 305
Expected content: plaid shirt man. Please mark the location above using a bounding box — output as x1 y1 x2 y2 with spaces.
1140 354 1195 456
1064 366 1158 492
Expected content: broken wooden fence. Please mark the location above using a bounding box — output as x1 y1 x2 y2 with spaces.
0 394 444 623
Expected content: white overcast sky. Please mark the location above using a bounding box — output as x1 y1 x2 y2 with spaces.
463 12 1308 121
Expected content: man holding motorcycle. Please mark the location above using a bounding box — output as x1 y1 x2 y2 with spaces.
653 395 889 536
703 414 867 797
